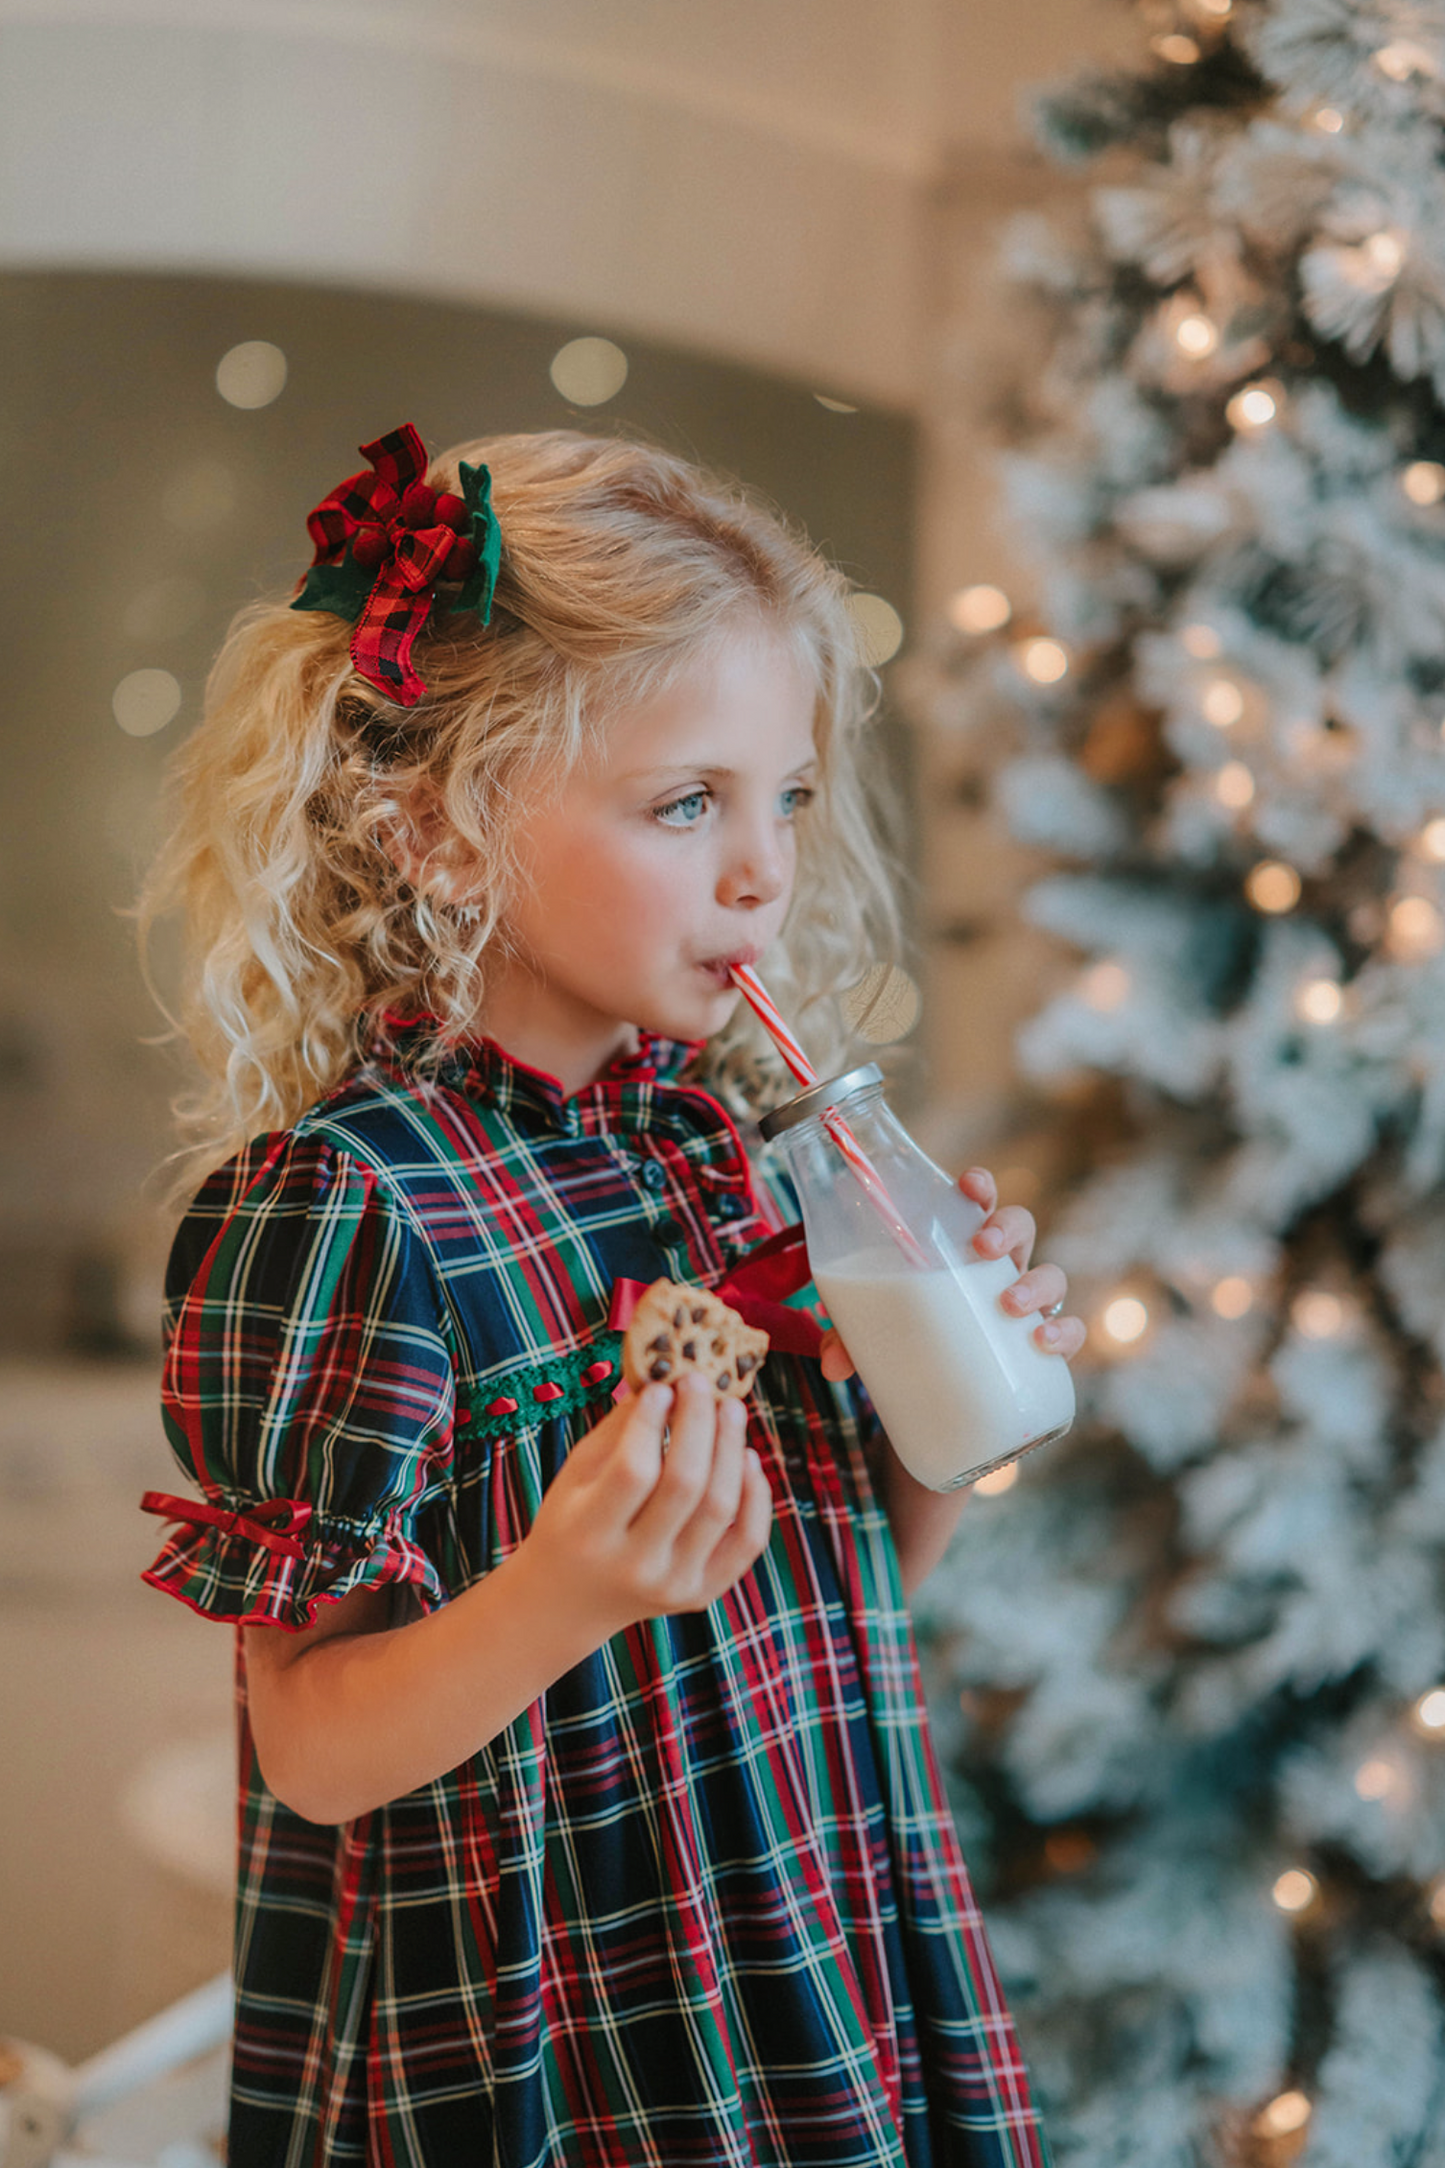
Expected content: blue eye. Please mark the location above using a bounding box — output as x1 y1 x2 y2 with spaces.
653 790 710 828
780 785 815 817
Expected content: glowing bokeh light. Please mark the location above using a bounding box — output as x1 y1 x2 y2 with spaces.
1354 1757 1399 1800
1202 678 1244 726
550 336 629 405
1293 1290 1344 1338
972 1463 1019 1497
1211 1276 1255 1320
112 668 182 738
1418 817 1445 859
1313 105 1344 131
1403 461 1445 506
1375 39 1435 81
1153 31 1200 62
1297 978 1342 1024
1080 960 1131 1011
1412 1688 1445 1735
1391 895 1445 957
1271 1869 1318 1913
848 593 905 665
1102 1296 1149 1345
1019 636 1069 684
1215 761 1255 808
1174 313 1219 357
1181 623 1222 659
950 583 1012 635
1246 861 1302 913
1227 383 1279 431
1255 2091 1312 2138
215 340 287 409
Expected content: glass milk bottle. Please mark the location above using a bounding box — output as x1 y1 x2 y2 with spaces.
759 1064 1075 1490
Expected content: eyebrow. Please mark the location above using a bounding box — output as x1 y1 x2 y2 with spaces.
624 758 819 785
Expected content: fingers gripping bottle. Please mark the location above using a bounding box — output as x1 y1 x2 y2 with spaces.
759 1064 1075 1491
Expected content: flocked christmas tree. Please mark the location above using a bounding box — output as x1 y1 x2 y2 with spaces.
912 3 1445 2161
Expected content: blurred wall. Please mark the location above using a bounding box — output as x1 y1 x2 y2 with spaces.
0 0 1137 407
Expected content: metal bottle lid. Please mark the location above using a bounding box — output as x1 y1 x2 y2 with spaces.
757 1062 883 1141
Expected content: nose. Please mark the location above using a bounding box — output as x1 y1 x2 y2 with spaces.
716 805 790 911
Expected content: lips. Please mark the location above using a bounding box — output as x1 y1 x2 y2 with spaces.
695 952 761 989
696 949 761 982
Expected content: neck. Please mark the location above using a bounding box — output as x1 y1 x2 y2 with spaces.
479 968 638 1097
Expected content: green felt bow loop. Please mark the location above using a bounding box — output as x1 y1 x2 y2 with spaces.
289 428 504 704
453 460 503 626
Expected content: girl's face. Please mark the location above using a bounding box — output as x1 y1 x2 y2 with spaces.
485 627 818 1091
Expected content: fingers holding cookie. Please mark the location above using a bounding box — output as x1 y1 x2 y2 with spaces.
622 1280 769 1401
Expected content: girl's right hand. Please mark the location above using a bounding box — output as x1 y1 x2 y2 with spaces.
522 1374 773 1640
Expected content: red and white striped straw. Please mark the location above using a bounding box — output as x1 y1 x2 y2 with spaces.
729 964 930 1267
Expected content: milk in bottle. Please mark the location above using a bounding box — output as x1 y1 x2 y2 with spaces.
759 1065 1074 1490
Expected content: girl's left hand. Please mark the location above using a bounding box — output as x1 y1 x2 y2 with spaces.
819 1165 1087 1383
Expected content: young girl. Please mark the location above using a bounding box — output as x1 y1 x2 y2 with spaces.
136 425 1084 2168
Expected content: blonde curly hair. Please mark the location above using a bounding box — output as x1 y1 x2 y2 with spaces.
134 429 903 1204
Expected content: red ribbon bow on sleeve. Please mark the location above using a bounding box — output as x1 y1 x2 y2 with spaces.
290 423 502 706
140 1490 314 1560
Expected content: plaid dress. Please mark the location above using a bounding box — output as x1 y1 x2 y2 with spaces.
141 1016 1050 2168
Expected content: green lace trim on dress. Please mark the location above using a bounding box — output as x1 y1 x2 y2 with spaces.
458 1334 626 1441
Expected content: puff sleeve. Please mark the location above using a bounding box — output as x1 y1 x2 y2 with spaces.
141 1128 456 1632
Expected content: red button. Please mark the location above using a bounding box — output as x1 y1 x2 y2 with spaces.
582 1359 613 1384
533 1381 564 1403
456 1408 473 1426
486 1395 519 1417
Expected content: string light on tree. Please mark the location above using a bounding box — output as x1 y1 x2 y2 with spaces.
1174 312 1219 357
1079 960 1131 1011
1214 760 1255 808
1211 1275 1255 1319
1374 39 1437 81
1018 636 1070 684
1100 1295 1150 1346
1293 1290 1346 1338
1402 461 1445 506
1254 2091 1312 2140
1152 31 1201 62
973 1463 1019 1497
1246 860 1302 913
1362 229 1406 281
1227 381 1281 432
1296 977 1342 1024
1313 104 1345 131
1418 817 1445 860
1354 1756 1403 1801
949 584 1012 635
1271 1869 1319 1914
1202 678 1244 727
1410 1688 1445 1737
1389 895 1445 958
1181 623 1222 658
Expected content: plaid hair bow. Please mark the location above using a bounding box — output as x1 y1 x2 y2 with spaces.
290 424 502 705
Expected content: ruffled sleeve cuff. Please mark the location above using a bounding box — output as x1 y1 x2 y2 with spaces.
139 1489 447 1634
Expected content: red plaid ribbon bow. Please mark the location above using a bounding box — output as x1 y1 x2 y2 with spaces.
291 424 502 706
